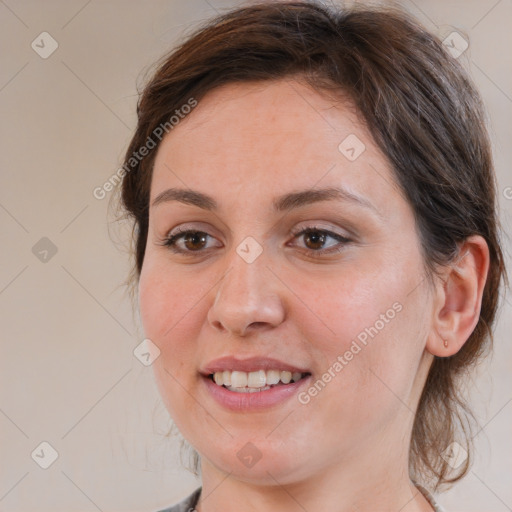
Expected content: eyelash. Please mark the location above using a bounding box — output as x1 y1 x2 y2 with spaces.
159 226 352 257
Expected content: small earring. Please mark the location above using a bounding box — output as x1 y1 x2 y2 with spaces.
443 339 449 348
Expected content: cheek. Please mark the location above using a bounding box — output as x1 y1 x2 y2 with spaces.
287 253 411 348
138 260 204 367
138 260 208 426
287 256 427 404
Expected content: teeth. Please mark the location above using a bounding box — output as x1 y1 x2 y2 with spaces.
225 385 272 393
211 369 307 389
247 370 266 387
230 371 248 388
280 371 292 384
266 369 280 385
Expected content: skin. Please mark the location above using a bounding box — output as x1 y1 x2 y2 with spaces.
138 79 489 512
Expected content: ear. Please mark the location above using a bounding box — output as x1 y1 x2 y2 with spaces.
426 235 490 357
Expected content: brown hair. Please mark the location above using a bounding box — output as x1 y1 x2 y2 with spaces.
116 0 507 491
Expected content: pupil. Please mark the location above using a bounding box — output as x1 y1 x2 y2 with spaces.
184 232 206 250
305 231 325 250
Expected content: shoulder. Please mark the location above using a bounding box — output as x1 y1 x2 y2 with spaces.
154 487 202 512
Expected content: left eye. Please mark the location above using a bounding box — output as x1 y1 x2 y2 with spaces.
289 227 351 254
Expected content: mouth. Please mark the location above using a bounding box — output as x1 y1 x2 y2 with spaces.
200 356 312 409
207 369 312 393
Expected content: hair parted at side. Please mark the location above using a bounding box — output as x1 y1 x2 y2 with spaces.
116 0 507 491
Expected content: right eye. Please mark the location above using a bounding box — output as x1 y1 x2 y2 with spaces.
160 228 222 254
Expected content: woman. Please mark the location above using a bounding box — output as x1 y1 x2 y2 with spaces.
116 1 506 511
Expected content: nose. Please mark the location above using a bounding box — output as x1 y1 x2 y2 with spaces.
207 247 286 337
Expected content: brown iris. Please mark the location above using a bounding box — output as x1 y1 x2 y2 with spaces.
303 230 326 250
183 231 208 251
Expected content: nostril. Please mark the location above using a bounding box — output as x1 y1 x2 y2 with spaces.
248 322 267 329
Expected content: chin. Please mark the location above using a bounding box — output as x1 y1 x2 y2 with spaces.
202 440 306 484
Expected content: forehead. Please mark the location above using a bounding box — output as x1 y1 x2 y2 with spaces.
150 79 400 216
154 79 361 168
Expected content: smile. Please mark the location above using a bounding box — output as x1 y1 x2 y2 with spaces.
210 369 309 392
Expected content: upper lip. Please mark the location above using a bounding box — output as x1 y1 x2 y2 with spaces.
200 356 311 376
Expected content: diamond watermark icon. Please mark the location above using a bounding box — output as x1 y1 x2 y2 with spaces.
236 442 262 468
133 338 161 366
442 31 469 59
338 134 366 161
31 32 59 59
441 441 468 469
32 237 58 263
31 441 59 469
236 236 263 264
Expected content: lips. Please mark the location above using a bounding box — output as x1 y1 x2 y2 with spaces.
200 355 310 375
201 370 312 411
199 355 312 410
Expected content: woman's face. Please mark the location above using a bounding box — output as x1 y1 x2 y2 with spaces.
139 79 435 484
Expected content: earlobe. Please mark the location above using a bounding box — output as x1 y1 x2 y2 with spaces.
426 236 490 357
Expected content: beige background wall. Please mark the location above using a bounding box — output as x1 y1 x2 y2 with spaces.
0 1 510 511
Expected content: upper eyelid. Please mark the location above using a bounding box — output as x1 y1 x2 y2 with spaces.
290 224 349 237
166 224 345 238
166 219 350 237
165 222 220 239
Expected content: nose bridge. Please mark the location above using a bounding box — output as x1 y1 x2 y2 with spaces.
216 242 270 311
208 240 284 335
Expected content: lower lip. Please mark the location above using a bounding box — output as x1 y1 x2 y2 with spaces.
201 374 312 412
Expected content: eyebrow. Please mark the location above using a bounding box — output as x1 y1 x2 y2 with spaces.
151 186 380 216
